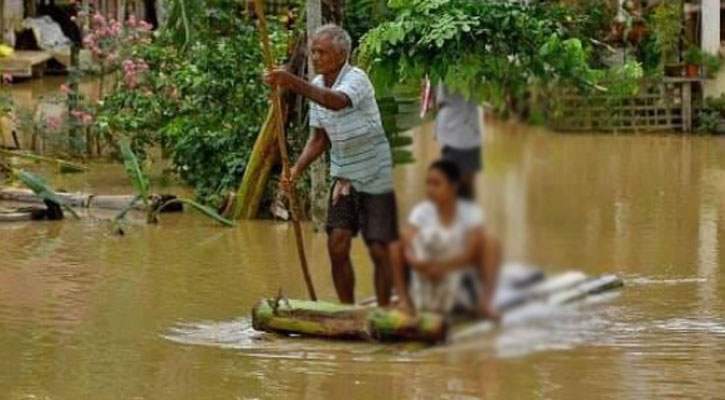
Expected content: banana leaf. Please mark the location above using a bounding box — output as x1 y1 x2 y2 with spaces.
112 195 142 223
152 197 235 227
14 170 80 219
119 141 150 211
165 0 194 51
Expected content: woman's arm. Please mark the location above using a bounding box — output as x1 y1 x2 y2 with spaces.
402 225 428 273
402 225 456 280
421 228 483 280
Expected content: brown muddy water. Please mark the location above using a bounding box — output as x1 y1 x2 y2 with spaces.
2 112 725 399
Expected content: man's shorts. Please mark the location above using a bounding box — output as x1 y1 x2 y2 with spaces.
441 145 482 175
326 181 399 244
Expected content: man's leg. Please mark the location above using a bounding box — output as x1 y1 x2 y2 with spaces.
441 146 481 200
328 228 355 304
367 241 393 306
460 172 476 200
360 191 399 307
389 241 414 312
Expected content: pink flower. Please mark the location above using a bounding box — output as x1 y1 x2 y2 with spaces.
46 116 62 131
60 84 70 94
2 74 12 84
70 110 94 125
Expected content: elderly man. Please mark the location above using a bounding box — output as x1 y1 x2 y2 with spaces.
265 24 397 306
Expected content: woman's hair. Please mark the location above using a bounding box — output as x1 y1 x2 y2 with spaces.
429 159 461 184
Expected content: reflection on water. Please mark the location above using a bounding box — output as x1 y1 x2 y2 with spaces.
1 117 725 399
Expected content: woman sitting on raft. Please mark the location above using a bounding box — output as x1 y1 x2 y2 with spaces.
391 160 501 320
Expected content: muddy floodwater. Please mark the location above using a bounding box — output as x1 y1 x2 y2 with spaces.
2 114 725 399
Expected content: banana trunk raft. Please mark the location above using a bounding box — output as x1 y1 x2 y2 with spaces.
251 272 624 344
252 299 447 343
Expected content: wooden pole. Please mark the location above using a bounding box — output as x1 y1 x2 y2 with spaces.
307 0 327 232
253 0 317 301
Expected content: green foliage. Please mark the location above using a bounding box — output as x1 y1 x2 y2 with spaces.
696 110 721 133
95 1 292 205
684 45 703 64
650 0 682 63
565 0 616 42
119 140 151 216
357 0 640 108
14 170 80 219
683 45 723 78
638 35 663 73
590 62 644 97
696 94 725 134
164 0 198 51
345 0 391 48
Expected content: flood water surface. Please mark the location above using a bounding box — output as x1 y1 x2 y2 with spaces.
2 120 725 399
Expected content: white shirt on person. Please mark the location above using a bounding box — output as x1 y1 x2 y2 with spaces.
435 83 483 150
309 63 394 194
408 199 485 312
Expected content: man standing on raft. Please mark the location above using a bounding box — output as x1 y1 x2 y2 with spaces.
265 24 398 306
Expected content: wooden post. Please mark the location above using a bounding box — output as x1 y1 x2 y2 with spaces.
1 0 5 46
254 0 317 301
701 0 721 55
118 0 126 22
682 81 692 132
307 0 327 232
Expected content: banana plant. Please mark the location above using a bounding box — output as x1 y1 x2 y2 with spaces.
164 0 197 51
13 169 80 219
119 140 152 222
116 140 234 227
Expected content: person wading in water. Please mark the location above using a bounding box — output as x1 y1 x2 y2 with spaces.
265 24 398 306
434 83 484 200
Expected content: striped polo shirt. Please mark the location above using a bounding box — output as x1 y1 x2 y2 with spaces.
309 63 394 194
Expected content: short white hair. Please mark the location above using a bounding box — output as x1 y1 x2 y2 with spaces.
312 24 352 58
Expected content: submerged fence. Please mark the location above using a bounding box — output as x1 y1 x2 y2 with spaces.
549 78 702 133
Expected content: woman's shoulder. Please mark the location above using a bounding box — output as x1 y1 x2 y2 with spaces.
457 199 485 224
408 200 436 225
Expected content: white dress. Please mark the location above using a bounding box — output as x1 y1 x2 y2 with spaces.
408 200 485 313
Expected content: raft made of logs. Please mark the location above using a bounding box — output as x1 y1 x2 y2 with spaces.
252 270 624 344
0 188 182 212
252 299 447 344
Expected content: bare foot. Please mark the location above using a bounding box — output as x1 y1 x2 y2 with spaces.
477 302 501 323
397 300 416 316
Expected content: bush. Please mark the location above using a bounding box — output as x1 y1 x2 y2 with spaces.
94 2 291 205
